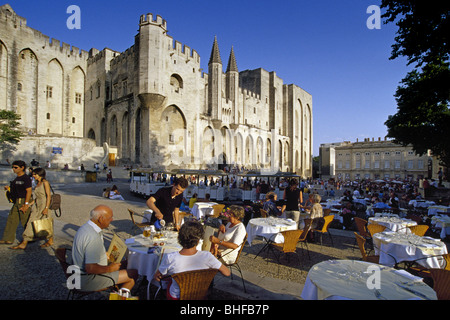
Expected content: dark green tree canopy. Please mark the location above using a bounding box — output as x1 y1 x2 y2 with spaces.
0 110 23 146
381 0 450 168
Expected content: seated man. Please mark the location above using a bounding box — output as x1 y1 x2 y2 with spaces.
72 205 138 292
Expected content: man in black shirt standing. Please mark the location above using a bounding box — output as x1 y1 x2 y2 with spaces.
146 177 189 230
1 160 32 244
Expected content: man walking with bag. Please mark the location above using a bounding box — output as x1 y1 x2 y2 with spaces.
0 160 32 245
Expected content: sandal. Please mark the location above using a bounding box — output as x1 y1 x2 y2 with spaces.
9 245 26 250
0 240 13 245
40 242 53 248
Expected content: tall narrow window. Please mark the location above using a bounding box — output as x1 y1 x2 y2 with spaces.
46 86 53 99
75 93 82 104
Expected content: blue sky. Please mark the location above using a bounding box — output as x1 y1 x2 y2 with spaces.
4 0 412 156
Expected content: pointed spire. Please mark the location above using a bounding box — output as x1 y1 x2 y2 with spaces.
209 36 222 65
226 46 238 73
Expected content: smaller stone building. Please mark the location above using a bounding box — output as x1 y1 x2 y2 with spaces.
320 137 435 181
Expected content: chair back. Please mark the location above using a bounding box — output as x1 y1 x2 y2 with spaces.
429 268 450 300
232 234 248 265
55 247 70 279
367 223 386 236
212 204 225 218
260 209 268 218
408 225 429 237
128 208 140 226
280 230 303 253
318 215 334 232
355 217 371 238
354 232 369 260
299 219 313 242
444 254 450 271
171 269 218 300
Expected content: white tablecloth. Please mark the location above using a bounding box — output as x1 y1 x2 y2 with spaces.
191 202 218 220
246 217 297 245
428 205 450 216
301 260 436 300
431 215 450 239
126 232 203 279
408 200 435 208
372 231 448 268
368 217 417 233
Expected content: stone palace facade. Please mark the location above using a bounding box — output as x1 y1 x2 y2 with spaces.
0 4 313 177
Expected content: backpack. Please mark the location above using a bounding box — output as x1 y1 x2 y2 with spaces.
49 185 62 217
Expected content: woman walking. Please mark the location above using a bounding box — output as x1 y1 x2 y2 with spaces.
10 168 53 250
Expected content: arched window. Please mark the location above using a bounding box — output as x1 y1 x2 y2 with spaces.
170 74 183 93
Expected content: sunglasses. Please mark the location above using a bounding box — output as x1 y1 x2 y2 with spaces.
12 166 20 169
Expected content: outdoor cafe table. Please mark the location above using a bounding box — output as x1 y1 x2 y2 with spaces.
428 205 450 216
301 260 437 300
372 231 448 268
431 215 450 239
190 202 218 220
368 216 417 233
246 217 298 245
125 231 202 299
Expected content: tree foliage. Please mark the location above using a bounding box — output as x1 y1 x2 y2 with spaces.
0 110 23 146
381 0 450 168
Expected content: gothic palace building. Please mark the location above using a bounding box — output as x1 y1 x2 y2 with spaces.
0 4 313 177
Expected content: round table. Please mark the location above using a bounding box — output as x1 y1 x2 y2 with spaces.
368 216 417 233
125 231 202 299
246 217 297 245
190 202 218 220
372 231 448 268
431 215 450 239
301 260 437 300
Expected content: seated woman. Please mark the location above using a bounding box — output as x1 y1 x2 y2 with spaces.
262 192 281 216
300 193 314 213
109 185 124 200
153 220 230 300
309 194 324 230
188 193 197 209
210 205 247 265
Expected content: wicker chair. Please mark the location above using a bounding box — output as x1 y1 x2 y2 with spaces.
222 234 248 292
405 253 450 280
354 217 371 239
430 268 450 300
354 232 380 263
55 247 117 300
354 217 373 252
268 229 304 265
312 215 335 247
367 223 386 237
128 208 152 232
260 209 268 218
298 218 313 259
408 225 429 237
211 204 225 218
170 269 219 300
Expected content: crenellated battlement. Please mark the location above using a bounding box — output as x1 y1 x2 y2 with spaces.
139 12 167 30
167 36 200 64
47 37 89 59
241 88 261 101
110 45 136 67
0 4 27 27
1 4 89 60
